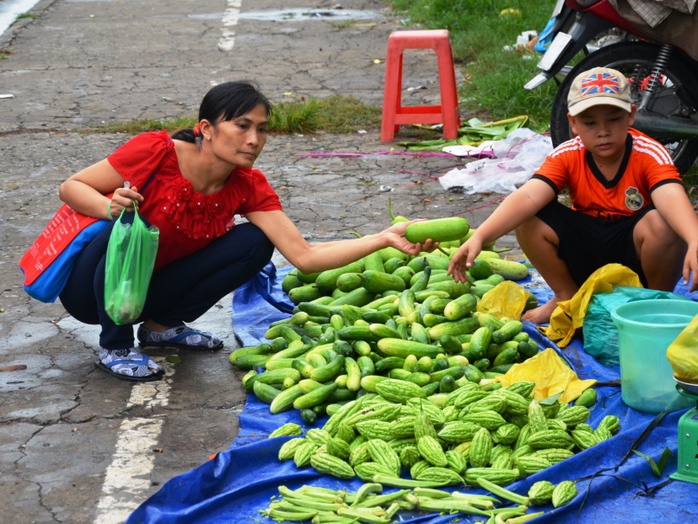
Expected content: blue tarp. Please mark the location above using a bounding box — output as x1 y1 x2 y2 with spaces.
128 263 698 524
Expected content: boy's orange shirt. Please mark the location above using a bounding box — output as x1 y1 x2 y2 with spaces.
533 128 682 220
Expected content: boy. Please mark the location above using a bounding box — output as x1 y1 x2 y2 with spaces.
448 66 698 323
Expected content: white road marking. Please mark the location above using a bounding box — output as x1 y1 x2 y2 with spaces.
219 0 241 52
58 292 235 522
94 418 165 523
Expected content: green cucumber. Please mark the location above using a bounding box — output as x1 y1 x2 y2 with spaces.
362 310 392 324
281 270 303 294
244 368 302 392
230 353 271 370
369 322 402 339
486 258 529 281
443 294 478 321
296 301 332 318
404 217 469 243
492 347 519 368
362 251 385 273
377 338 442 359
253 381 282 404
427 317 480 340
357 355 375 377
492 320 524 344
374 356 407 373
468 258 494 280
392 265 416 286
409 264 432 292
407 256 429 273
309 354 346 383
422 254 451 271
270 384 305 414
228 343 272 365
345 356 361 391
398 289 417 317
411 322 432 345
469 326 493 357
361 270 406 294
328 287 375 307
293 382 338 410
470 281 496 298
335 272 365 292
426 280 470 298
287 283 324 304
383 257 406 274
315 260 365 292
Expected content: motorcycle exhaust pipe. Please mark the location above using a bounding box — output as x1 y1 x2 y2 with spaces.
633 112 698 140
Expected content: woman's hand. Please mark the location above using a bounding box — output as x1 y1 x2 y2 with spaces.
107 185 144 219
384 219 437 256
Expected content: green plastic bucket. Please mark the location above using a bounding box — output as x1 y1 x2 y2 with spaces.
610 299 698 414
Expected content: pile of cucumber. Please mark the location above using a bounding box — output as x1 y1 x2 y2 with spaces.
230 217 541 425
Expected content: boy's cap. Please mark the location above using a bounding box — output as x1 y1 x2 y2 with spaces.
567 67 632 116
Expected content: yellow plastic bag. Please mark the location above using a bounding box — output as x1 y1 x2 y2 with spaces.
497 347 597 402
477 280 529 319
667 314 698 384
542 263 642 347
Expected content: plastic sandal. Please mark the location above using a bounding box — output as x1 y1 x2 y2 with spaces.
137 324 224 351
95 349 164 382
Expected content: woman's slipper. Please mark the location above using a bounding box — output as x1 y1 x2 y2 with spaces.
95 348 164 382
137 324 224 351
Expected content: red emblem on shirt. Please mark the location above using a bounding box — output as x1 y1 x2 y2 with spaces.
581 72 621 97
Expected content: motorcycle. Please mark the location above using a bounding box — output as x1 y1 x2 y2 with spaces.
525 0 698 174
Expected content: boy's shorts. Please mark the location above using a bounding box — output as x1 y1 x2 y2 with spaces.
536 200 651 287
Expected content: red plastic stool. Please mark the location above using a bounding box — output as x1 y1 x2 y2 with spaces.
380 29 460 142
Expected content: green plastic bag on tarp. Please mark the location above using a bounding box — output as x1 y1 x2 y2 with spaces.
104 205 159 325
582 285 688 366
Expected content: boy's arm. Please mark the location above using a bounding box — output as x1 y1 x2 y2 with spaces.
448 178 556 282
651 183 698 291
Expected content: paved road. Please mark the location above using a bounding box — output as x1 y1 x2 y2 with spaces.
0 1 516 522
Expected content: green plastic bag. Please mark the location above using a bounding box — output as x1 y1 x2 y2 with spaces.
104 205 159 325
582 286 688 366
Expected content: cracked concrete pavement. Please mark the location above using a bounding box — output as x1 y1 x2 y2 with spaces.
0 1 518 522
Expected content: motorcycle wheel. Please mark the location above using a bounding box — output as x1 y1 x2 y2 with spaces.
550 41 698 174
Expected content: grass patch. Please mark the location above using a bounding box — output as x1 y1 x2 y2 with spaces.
15 13 38 21
269 95 382 134
91 95 383 135
95 116 197 135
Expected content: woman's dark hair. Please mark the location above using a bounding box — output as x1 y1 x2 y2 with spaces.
172 80 271 143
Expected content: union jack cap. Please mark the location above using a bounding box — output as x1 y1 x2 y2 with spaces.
567 67 632 117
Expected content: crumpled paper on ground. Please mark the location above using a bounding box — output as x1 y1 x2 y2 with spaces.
541 264 642 347
439 128 553 194
498 347 597 402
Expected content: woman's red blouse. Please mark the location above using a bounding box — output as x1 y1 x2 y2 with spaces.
107 130 282 270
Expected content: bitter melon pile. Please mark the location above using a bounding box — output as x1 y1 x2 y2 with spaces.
273 380 617 485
